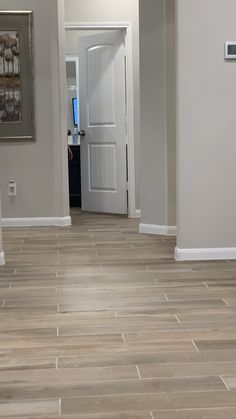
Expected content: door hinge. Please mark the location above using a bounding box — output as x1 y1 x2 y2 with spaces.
125 181 129 191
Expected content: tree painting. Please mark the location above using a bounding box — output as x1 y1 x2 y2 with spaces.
0 31 21 123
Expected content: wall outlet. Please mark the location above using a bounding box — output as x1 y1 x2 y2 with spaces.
8 180 16 197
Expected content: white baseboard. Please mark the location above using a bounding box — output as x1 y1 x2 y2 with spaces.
128 209 141 219
139 223 176 236
134 210 141 219
0 251 5 265
1 216 71 227
175 246 236 261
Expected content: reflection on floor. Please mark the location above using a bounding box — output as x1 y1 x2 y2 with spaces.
1 210 236 417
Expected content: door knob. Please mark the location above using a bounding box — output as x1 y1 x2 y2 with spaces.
78 130 86 137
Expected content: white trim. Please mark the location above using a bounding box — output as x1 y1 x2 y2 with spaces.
139 223 176 236
65 55 79 123
0 10 33 14
1 217 71 228
57 1 71 217
0 252 5 266
125 24 136 218
64 22 136 218
175 247 236 261
131 209 141 219
65 22 132 29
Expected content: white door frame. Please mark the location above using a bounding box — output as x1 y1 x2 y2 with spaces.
65 55 80 131
65 22 136 218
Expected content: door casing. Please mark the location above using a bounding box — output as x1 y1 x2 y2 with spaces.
65 22 136 218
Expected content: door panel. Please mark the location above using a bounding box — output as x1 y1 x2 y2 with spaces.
87 45 116 126
89 143 117 191
79 31 127 214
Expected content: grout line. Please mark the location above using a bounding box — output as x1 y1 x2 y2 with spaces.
220 375 231 391
57 327 59 337
192 340 200 352
140 373 234 380
59 398 61 415
222 298 229 306
151 407 236 413
136 365 141 380
57 304 60 313
175 314 181 323
122 333 126 344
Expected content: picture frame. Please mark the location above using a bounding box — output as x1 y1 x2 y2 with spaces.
0 11 35 142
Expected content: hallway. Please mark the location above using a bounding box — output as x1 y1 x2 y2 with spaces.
1 211 236 417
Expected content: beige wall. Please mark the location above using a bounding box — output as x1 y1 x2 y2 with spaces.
139 0 176 227
64 0 141 210
176 0 236 248
0 0 69 219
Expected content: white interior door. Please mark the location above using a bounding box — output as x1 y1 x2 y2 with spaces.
79 31 127 214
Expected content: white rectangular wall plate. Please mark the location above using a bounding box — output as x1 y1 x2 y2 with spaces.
225 42 236 59
8 180 16 196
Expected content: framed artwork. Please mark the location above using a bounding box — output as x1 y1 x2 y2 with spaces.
0 11 35 142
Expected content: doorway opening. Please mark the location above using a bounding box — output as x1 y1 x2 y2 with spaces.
66 56 81 207
65 23 136 218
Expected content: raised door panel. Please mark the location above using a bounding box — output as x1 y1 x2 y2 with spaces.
89 143 117 192
87 45 116 127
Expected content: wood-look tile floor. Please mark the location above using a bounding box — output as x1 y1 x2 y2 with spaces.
1 209 236 418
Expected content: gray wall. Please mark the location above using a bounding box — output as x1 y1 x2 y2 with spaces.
0 0 69 218
166 0 176 226
64 0 141 210
0 194 2 257
176 0 236 249
139 0 176 227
